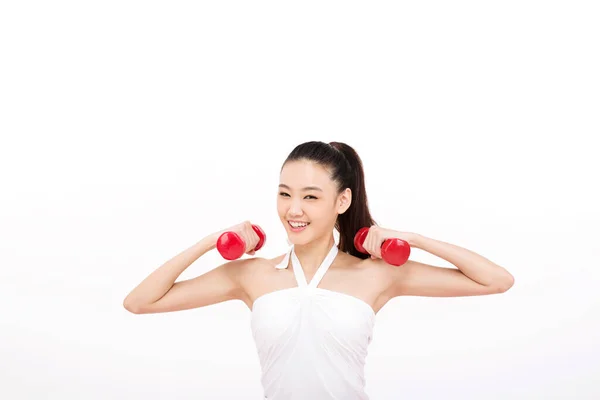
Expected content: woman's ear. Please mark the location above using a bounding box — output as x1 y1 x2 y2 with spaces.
337 188 352 214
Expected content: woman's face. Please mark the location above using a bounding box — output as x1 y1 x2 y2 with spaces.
277 160 350 246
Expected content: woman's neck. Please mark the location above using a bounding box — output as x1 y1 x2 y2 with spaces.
292 234 337 272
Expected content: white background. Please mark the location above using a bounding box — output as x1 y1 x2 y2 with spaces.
1 1 599 399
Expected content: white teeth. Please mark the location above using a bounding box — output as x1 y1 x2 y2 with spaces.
289 221 308 228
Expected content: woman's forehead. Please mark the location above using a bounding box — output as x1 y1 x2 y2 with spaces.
279 161 333 188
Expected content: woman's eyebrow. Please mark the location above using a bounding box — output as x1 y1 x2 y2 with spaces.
278 184 323 192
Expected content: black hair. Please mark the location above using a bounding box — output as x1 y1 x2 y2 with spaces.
282 141 376 258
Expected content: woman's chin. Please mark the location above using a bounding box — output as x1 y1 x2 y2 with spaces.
286 233 311 246
287 236 305 245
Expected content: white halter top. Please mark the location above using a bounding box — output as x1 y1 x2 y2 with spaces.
250 244 376 400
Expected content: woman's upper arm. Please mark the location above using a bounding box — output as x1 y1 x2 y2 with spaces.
390 260 505 297
126 259 253 314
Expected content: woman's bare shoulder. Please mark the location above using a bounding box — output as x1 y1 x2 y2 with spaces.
338 251 398 284
237 252 288 278
259 252 287 267
337 251 380 270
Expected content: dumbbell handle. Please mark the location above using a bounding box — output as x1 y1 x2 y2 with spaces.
353 227 410 266
217 224 266 260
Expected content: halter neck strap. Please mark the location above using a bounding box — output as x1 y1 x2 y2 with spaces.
287 244 338 288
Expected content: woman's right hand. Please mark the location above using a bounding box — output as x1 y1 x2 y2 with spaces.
211 221 261 256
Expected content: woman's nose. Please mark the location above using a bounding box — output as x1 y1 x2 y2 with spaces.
288 200 303 216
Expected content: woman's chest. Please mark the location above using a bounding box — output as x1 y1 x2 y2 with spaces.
250 286 376 348
243 261 393 314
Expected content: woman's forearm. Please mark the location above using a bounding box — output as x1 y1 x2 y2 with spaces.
411 233 514 289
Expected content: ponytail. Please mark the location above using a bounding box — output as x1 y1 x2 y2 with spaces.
328 142 376 258
283 140 376 258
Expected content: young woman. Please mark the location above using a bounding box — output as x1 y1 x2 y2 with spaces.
123 140 515 399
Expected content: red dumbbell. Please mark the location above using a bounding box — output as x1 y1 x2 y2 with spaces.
353 227 410 266
217 224 266 260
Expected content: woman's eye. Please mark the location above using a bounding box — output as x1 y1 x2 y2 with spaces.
279 192 316 200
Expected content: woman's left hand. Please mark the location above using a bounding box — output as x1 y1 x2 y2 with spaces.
362 226 418 259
